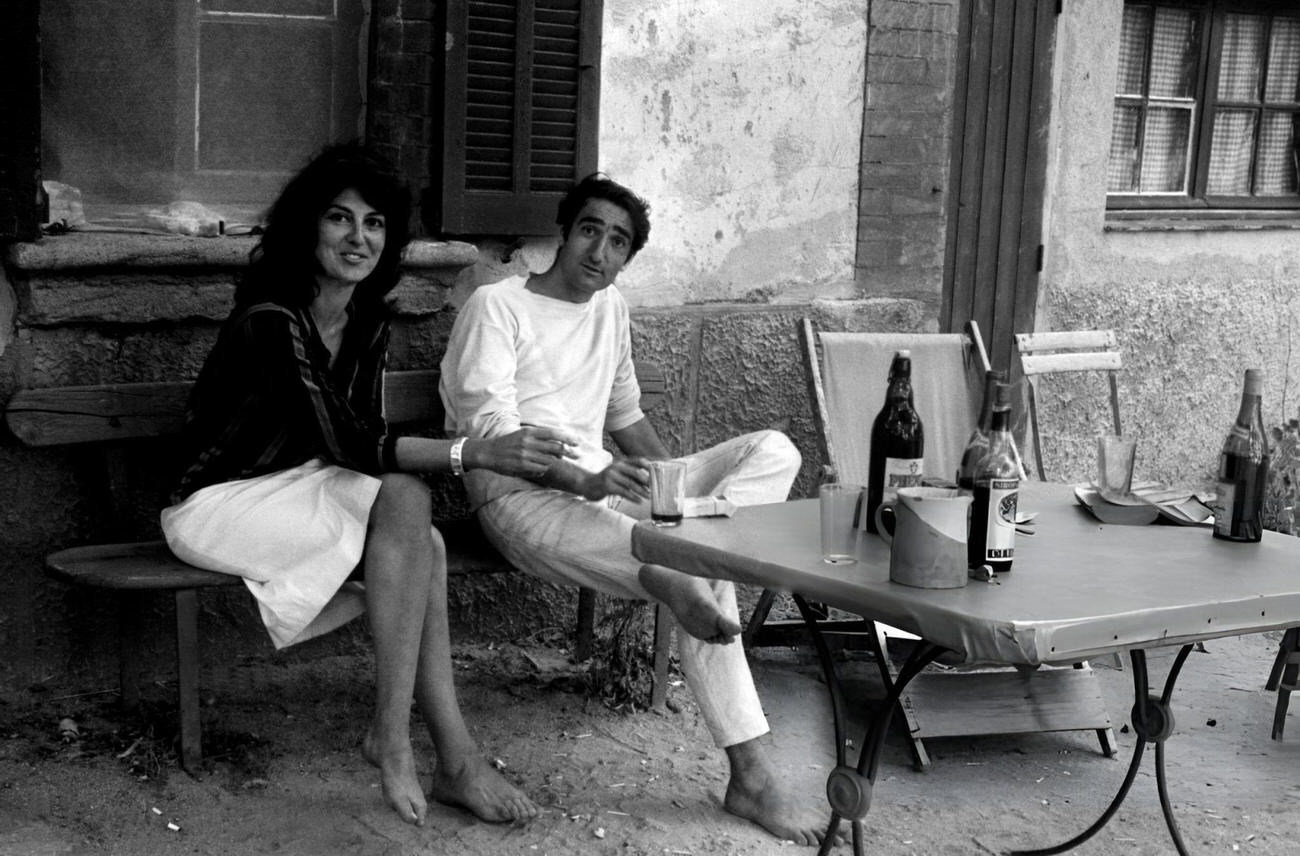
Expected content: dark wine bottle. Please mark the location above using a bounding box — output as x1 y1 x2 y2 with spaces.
957 369 1006 492
865 350 924 533
1213 369 1270 543
969 383 1018 573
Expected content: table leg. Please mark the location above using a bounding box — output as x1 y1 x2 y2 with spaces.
815 638 945 856
793 595 849 766
1009 644 1194 856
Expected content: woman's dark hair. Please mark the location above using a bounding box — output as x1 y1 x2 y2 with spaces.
236 142 412 309
555 173 651 260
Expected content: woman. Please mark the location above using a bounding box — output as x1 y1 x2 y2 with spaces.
161 143 575 826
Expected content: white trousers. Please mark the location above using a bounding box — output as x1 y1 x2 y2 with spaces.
478 430 801 748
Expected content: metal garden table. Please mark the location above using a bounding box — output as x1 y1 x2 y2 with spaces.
631 482 1300 856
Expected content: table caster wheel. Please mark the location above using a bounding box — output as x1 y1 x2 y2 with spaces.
826 765 872 820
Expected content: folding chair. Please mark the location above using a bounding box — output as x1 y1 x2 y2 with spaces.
747 318 1116 769
1015 329 1123 481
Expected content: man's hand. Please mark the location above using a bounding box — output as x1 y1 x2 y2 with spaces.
578 456 653 502
464 426 580 478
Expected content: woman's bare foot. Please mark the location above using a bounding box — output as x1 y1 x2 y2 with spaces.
428 755 539 823
723 738 837 846
362 730 427 826
638 564 742 643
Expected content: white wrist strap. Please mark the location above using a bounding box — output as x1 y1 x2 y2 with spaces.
450 437 467 476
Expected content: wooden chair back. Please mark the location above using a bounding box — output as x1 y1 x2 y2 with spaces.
1014 330 1123 481
799 318 995 487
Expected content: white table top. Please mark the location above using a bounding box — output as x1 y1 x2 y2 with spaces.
631 483 1300 666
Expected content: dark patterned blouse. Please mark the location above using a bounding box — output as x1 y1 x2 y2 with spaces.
170 299 398 504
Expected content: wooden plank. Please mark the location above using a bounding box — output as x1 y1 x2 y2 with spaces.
800 318 835 480
1020 351 1123 376
898 666 1114 741
1016 330 1118 352
7 363 665 447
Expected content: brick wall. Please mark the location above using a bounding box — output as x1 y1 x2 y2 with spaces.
368 0 439 234
856 0 959 299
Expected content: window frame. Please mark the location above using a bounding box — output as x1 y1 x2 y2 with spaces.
1108 0 1300 212
173 0 365 204
430 0 603 237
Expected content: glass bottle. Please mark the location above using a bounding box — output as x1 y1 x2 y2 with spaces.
865 350 924 533
1212 369 1270 542
957 369 1007 492
969 383 1019 573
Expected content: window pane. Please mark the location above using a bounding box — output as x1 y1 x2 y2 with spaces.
1254 111 1299 195
1218 14 1265 101
40 0 178 205
1116 5 1151 95
1139 106 1192 192
197 21 334 171
1208 109 1258 194
1264 18 1300 103
1149 7 1198 99
1108 103 1142 192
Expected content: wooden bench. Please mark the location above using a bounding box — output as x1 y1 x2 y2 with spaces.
4 363 671 770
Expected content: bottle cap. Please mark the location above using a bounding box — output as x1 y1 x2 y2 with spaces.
1244 369 1263 396
896 349 911 358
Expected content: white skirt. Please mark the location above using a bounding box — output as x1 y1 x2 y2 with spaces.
160 458 382 649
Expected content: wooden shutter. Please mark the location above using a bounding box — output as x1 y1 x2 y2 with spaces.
0 0 43 241
434 0 601 235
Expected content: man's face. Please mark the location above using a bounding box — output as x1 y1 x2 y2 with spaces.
553 198 635 302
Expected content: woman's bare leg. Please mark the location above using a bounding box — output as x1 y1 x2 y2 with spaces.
360 474 536 824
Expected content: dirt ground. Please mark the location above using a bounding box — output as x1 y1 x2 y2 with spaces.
1 627 1297 856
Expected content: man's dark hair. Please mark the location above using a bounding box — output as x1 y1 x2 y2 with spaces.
237 141 412 310
555 173 651 260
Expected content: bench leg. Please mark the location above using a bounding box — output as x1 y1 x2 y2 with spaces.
174 589 203 771
650 603 673 710
117 592 143 711
575 587 597 662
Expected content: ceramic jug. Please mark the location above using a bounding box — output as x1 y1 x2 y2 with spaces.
874 486 971 589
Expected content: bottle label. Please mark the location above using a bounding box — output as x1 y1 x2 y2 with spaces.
1212 479 1237 537
982 481 1018 561
882 457 924 502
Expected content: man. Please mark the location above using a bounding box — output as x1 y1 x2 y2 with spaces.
439 174 830 845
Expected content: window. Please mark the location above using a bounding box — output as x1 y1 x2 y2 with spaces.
1107 1 1300 210
431 0 602 235
39 0 363 230
0 0 600 241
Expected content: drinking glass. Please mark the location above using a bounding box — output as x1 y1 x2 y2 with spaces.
820 483 863 564
649 460 687 526
1096 434 1137 502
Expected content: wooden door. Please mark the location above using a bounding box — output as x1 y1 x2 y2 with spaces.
942 0 1057 374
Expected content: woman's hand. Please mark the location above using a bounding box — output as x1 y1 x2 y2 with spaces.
578 457 652 502
463 427 580 478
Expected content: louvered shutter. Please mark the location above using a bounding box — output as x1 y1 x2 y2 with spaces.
434 0 601 235
0 0 43 241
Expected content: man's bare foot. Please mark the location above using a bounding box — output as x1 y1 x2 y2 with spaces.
362 730 427 826
638 564 741 643
723 738 837 846
428 755 539 824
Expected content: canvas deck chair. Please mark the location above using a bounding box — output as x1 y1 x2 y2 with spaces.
746 318 1116 769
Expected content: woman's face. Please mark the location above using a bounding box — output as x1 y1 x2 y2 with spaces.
314 188 387 290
